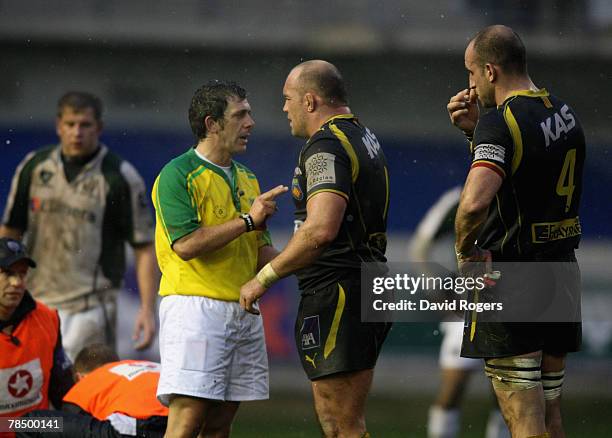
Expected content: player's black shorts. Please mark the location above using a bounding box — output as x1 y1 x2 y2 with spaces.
295 276 392 380
461 258 582 358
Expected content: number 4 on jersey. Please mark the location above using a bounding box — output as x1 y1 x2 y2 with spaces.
556 148 576 213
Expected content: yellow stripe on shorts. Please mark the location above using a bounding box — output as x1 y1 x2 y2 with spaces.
324 283 346 359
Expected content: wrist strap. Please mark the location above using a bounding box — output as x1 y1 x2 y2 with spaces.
455 245 478 260
256 263 280 289
240 213 255 232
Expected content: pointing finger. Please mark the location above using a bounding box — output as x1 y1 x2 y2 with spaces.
260 185 289 201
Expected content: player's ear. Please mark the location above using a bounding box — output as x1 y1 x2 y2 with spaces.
485 63 497 83
304 93 315 113
205 115 220 134
55 117 62 137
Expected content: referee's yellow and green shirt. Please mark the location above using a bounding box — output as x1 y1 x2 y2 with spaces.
152 148 271 301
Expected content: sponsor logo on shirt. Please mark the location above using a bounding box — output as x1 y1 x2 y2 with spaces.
306 152 336 192
531 217 581 243
291 177 303 201
29 199 96 223
0 359 44 414
473 143 506 164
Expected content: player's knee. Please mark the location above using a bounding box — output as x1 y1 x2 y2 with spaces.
316 405 365 438
485 356 541 391
317 413 340 438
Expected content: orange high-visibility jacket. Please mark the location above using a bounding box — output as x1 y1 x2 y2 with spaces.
0 301 58 417
63 360 168 420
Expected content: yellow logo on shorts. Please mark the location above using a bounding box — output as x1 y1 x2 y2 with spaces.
304 353 318 368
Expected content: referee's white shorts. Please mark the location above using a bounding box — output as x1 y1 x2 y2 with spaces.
439 321 482 370
157 295 269 406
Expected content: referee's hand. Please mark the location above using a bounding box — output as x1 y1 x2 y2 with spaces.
240 277 267 315
249 185 288 228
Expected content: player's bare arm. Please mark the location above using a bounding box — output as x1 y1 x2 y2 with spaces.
132 243 159 350
240 191 346 314
173 185 287 260
454 166 501 273
455 166 501 253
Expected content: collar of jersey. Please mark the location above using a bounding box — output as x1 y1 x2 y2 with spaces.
322 113 355 126
500 88 549 106
53 143 106 169
190 149 240 209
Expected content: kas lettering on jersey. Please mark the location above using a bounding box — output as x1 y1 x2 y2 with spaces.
0 359 44 414
540 104 576 148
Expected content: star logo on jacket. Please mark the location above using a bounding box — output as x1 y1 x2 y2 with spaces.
8 369 33 398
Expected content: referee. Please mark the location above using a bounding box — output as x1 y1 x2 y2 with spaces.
448 25 585 438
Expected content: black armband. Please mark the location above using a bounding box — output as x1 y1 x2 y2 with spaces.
240 213 255 232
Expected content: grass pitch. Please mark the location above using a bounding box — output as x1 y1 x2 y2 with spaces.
232 392 612 437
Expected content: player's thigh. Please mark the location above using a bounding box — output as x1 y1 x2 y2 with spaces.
295 277 391 380
225 309 269 402
157 296 239 405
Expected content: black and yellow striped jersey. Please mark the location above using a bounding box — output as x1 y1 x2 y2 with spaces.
291 114 390 290
471 89 585 260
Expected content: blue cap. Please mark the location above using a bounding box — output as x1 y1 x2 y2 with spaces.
0 238 36 269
